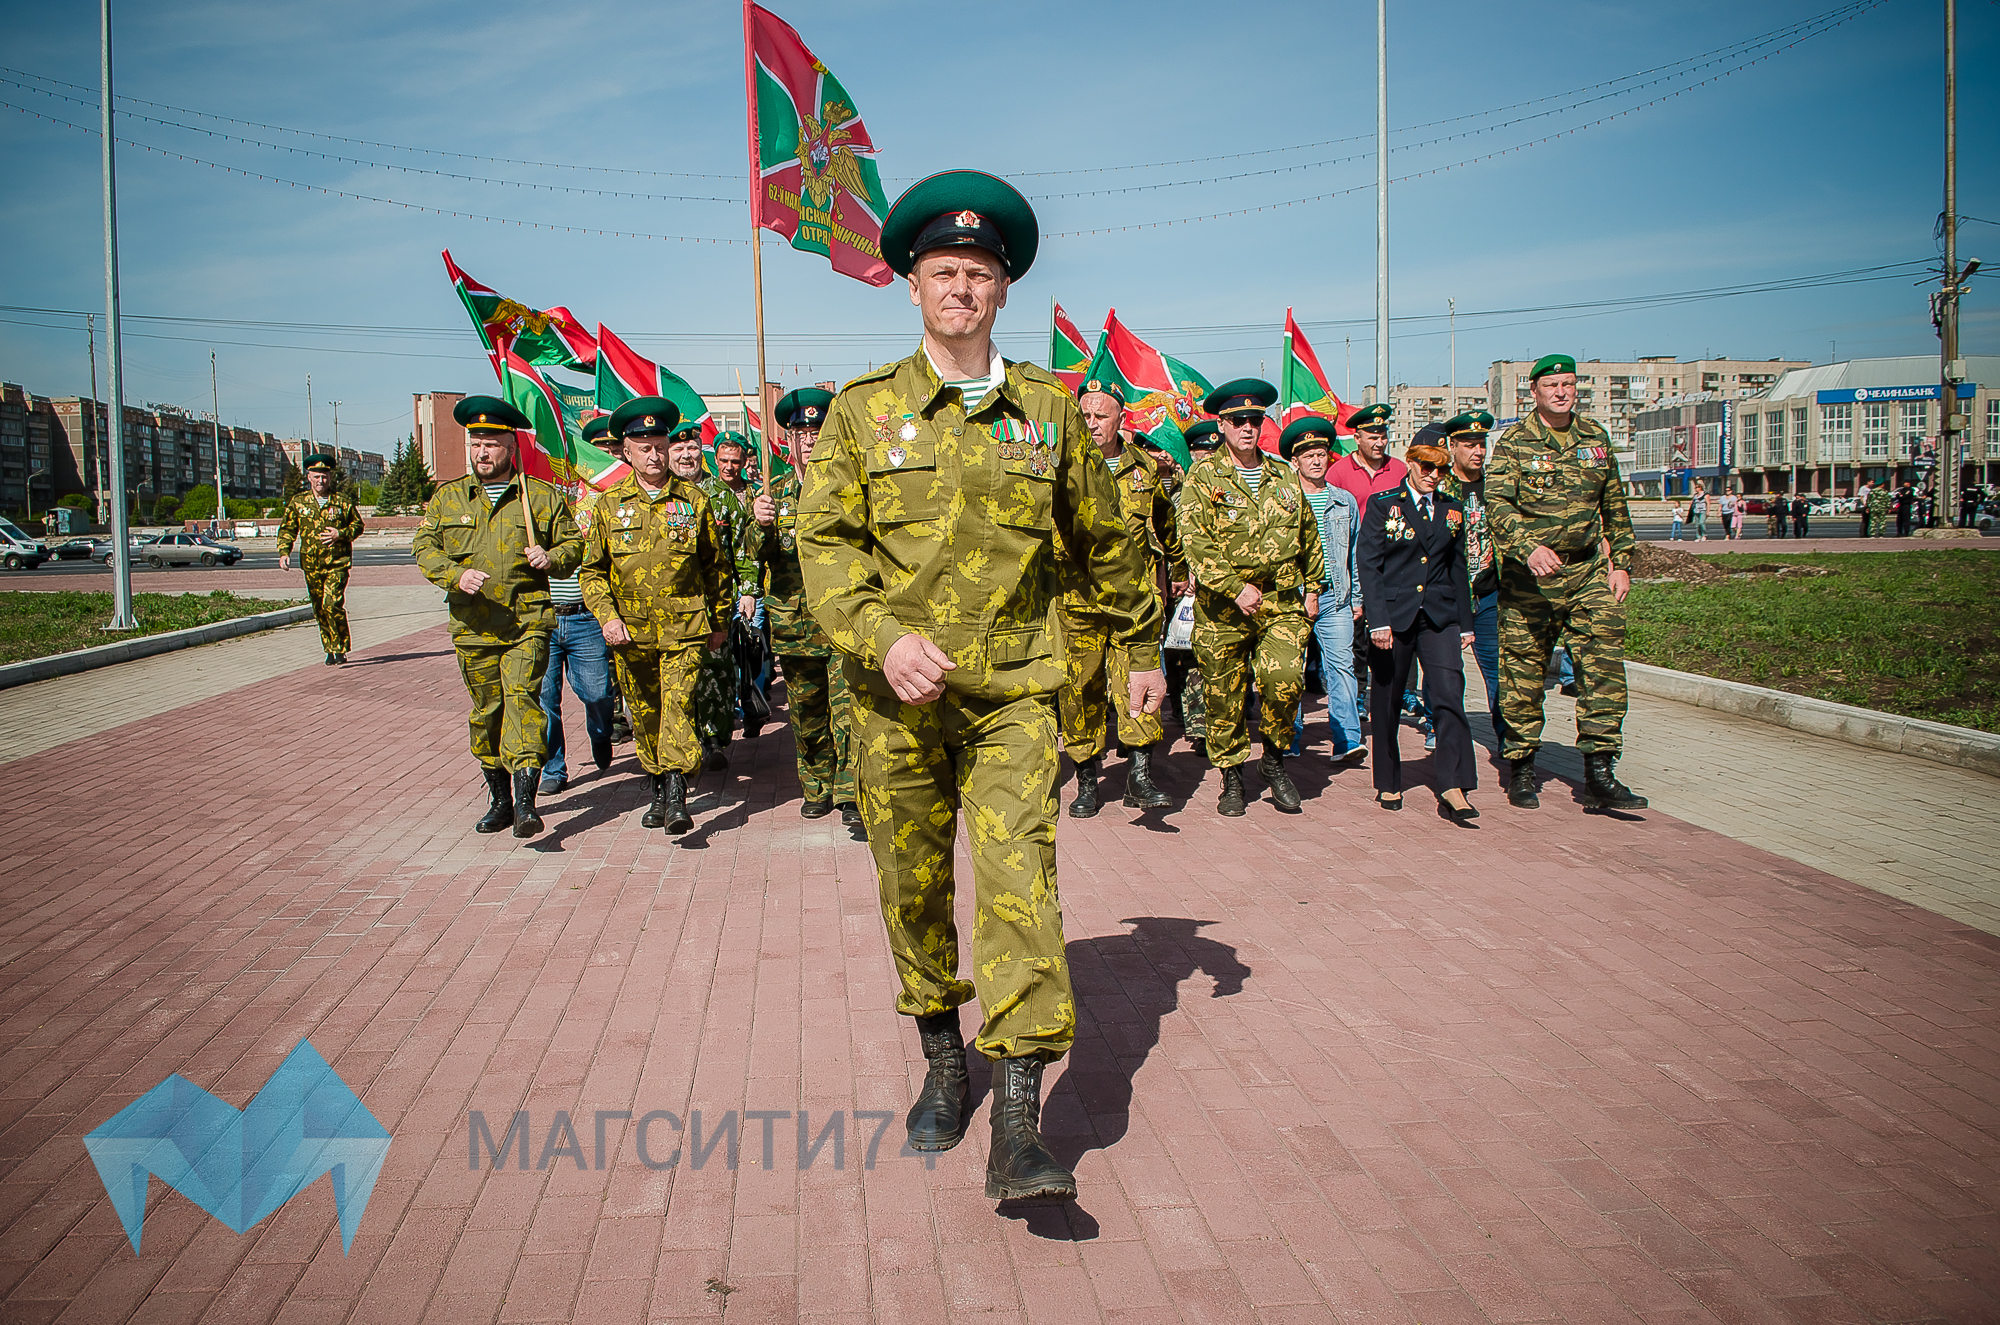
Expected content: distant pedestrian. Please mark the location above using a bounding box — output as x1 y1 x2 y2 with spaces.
1868 481 1890 538
1670 502 1684 541
277 452 365 665
1767 493 1786 539
1894 484 1914 538
1960 486 1980 528
1689 483 1710 541
1791 494 1810 539
1720 490 1741 540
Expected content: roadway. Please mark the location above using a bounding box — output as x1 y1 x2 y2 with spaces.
14 546 418 579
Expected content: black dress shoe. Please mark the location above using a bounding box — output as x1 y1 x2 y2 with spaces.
1376 792 1403 811
800 796 834 819
838 802 863 832
1437 792 1480 822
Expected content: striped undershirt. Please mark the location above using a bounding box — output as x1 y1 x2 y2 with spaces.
1237 465 1263 495
548 574 583 604
1303 487 1332 528
483 482 511 505
927 343 1003 411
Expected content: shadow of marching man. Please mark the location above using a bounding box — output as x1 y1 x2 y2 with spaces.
1003 917 1249 1238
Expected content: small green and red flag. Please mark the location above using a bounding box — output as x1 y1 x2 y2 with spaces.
746 3 893 287
442 250 597 374
1279 308 1353 454
1080 310 1214 470
1050 302 1091 392
499 350 627 494
595 324 716 448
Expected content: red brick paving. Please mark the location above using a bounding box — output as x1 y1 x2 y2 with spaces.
2 628 1997 1323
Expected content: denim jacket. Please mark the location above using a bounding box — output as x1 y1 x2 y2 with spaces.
1308 483 1363 609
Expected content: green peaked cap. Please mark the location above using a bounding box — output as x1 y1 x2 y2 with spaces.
609 396 682 440
880 170 1039 280
1278 416 1338 460
454 394 530 433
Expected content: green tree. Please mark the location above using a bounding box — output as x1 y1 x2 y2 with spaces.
57 494 92 510
279 455 305 502
379 438 434 513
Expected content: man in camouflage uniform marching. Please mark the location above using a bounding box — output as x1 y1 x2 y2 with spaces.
412 397 585 839
1168 419 1222 743
749 389 859 829
690 433 760 769
798 171 1163 1205
579 399 730 835
1485 354 1647 811
1059 379 1186 817
277 452 365 665
1180 379 1324 817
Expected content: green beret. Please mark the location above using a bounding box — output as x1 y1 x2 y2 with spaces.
1203 378 1278 416
1529 354 1576 381
302 453 338 472
1183 419 1222 450
1278 416 1338 460
609 396 682 441
454 394 531 434
712 430 751 453
670 424 704 444
1345 403 1392 431
1078 378 1127 406
774 388 834 430
1443 410 1494 437
880 170 1039 280
580 416 612 445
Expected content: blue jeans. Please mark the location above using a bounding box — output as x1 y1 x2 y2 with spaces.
1472 590 1503 745
1304 597 1361 754
540 610 614 782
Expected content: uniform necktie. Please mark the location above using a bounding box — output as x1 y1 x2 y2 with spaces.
1421 496 1433 522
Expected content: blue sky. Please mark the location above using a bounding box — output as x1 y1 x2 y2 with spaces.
2 0 1995 458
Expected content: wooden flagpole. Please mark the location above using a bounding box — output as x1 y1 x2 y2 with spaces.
744 0 772 486
735 369 758 481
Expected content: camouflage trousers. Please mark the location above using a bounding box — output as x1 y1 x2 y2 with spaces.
694 643 735 748
1192 588 1309 769
457 635 551 773
781 652 855 804
849 673 1072 1061
1497 553 1629 759
1058 613 1165 761
304 565 351 654
614 643 705 777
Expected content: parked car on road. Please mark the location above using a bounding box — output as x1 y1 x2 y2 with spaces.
49 537 98 561
92 534 158 564
0 519 48 570
141 532 244 567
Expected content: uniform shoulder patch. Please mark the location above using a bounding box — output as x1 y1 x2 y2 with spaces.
840 362 899 391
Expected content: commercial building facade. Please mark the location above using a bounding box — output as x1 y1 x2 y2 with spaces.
1625 356 1999 498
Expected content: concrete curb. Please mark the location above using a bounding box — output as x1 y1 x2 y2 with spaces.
0 605 315 691
1627 661 2000 779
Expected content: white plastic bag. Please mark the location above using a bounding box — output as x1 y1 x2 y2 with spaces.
1163 593 1196 652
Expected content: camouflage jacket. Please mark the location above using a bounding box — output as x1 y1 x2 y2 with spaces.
1485 411 1635 572
1436 471 1498 600
276 490 364 571
1179 451 1326 602
698 475 761 600
578 474 730 649
413 474 585 644
744 470 831 657
797 345 1162 700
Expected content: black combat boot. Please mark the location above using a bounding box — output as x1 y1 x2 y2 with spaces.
800 796 834 819
662 771 693 835
839 802 863 831
905 1012 972 1152
642 773 670 829
1122 744 1172 809
1068 757 1102 819
475 767 513 834
1217 767 1247 817
1506 756 1539 809
1581 753 1649 810
511 769 544 838
984 1057 1076 1203
1260 743 1302 813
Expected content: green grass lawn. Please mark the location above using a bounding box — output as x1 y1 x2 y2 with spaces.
1627 549 2000 734
0 590 304 667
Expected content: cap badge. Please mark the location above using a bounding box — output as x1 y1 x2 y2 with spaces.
1086 379 1102 392
804 406 819 421
955 210 982 228
642 415 656 428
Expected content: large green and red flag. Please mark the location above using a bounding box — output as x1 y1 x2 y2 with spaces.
500 350 628 494
1050 303 1090 392
747 3 893 287
1279 308 1354 454
595 324 716 447
442 251 597 374
1082 311 1214 469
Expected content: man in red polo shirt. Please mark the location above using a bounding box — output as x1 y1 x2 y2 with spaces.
1327 403 1407 504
